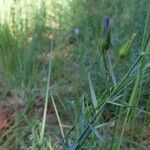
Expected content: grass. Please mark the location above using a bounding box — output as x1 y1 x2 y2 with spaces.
0 0 150 149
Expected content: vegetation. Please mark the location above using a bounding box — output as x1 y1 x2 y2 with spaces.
0 0 150 149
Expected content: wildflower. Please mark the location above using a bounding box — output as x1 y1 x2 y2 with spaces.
102 16 111 51
73 28 80 35
105 16 110 32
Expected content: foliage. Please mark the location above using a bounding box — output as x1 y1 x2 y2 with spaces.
0 0 150 149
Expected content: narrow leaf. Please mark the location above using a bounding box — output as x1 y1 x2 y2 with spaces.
88 73 97 109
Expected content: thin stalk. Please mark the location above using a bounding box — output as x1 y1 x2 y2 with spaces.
144 97 150 125
107 50 117 87
117 10 150 149
117 64 143 150
51 94 65 138
39 38 53 146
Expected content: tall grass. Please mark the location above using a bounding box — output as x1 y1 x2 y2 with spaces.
0 0 150 149
59 0 150 149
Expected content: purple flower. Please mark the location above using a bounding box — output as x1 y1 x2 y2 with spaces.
73 28 80 35
105 16 110 32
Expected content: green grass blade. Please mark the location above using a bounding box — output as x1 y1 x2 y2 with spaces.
88 73 97 109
